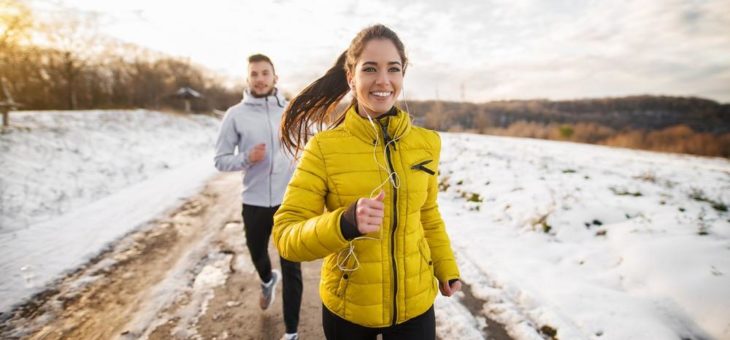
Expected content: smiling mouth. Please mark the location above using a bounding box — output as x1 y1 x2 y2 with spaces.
371 91 392 97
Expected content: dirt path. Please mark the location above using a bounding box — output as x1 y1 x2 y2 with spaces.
0 173 323 340
0 171 513 340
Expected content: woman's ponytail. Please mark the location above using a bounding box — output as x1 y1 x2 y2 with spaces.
280 51 350 156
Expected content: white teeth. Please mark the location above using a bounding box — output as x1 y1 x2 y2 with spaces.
371 92 391 97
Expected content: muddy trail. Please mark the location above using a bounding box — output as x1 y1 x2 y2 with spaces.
0 173 324 340
0 173 512 340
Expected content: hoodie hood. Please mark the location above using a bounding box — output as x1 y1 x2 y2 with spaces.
242 87 286 108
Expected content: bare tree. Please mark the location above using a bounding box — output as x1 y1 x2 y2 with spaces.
0 0 33 51
39 7 101 109
0 0 33 126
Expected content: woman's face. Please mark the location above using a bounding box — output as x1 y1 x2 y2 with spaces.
349 39 404 117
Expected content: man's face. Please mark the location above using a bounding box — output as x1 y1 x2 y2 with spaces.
247 61 277 97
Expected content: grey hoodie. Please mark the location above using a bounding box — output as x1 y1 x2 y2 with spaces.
214 88 295 207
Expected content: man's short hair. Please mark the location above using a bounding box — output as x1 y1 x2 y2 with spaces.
248 54 275 74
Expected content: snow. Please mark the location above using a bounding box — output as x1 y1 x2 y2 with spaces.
0 109 218 231
439 133 730 340
435 293 485 339
2 110 729 340
0 110 219 313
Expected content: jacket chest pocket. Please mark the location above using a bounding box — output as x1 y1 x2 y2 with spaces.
411 159 435 176
410 159 435 184
408 159 435 209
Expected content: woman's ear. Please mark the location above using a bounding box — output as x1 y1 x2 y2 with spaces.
346 71 354 91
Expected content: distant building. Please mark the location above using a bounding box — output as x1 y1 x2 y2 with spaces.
174 87 202 113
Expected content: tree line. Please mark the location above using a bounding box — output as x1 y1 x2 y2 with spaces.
0 0 241 112
405 97 730 157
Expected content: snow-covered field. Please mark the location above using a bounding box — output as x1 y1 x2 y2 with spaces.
1 110 728 339
0 110 219 312
436 134 730 339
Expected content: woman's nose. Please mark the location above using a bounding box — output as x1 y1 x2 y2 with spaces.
375 71 389 84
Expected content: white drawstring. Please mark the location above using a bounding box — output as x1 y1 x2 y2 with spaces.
336 236 380 272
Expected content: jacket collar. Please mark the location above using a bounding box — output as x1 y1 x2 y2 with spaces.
242 88 286 108
343 105 412 145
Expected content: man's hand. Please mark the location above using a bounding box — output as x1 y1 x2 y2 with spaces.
439 279 462 297
355 191 385 234
248 143 266 163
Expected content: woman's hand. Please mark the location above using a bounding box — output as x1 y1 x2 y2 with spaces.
439 279 462 297
355 191 385 234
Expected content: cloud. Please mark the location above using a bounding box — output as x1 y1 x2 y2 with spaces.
53 0 730 102
385 0 730 102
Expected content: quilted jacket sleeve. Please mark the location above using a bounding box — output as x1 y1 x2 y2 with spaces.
420 132 461 283
273 136 349 262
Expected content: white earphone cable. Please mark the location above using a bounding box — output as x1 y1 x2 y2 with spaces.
336 104 401 273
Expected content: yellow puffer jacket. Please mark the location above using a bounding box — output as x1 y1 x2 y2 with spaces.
273 106 460 327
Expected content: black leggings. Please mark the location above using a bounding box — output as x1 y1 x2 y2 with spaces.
322 305 436 340
242 204 303 334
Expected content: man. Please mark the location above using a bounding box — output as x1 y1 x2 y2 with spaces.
214 54 301 340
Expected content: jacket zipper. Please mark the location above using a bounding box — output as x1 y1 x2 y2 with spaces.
411 160 435 175
265 97 274 206
379 121 399 326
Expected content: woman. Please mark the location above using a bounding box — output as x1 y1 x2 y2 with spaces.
273 24 461 340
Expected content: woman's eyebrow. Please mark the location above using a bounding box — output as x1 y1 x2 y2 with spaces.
362 61 402 66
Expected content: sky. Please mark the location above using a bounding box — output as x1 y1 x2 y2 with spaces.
29 0 730 103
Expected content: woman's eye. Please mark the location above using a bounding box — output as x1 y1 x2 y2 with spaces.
363 67 376 72
389 67 402 72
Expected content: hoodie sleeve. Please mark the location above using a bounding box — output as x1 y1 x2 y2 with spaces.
421 132 461 283
273 136 349 262
214 109 251 171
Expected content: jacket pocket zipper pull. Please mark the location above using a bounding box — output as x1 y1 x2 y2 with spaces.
411 160 435 175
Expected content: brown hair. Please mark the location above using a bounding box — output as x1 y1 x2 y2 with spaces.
280 24 407 156
248 53 275 75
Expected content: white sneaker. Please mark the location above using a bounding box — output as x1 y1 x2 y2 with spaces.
281 333 299 340
259 269 280 310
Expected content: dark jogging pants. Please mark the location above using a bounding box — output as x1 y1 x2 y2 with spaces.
322 304 436 340
242 204 302 334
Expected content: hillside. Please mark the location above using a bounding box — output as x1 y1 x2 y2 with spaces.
404 96 730 157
